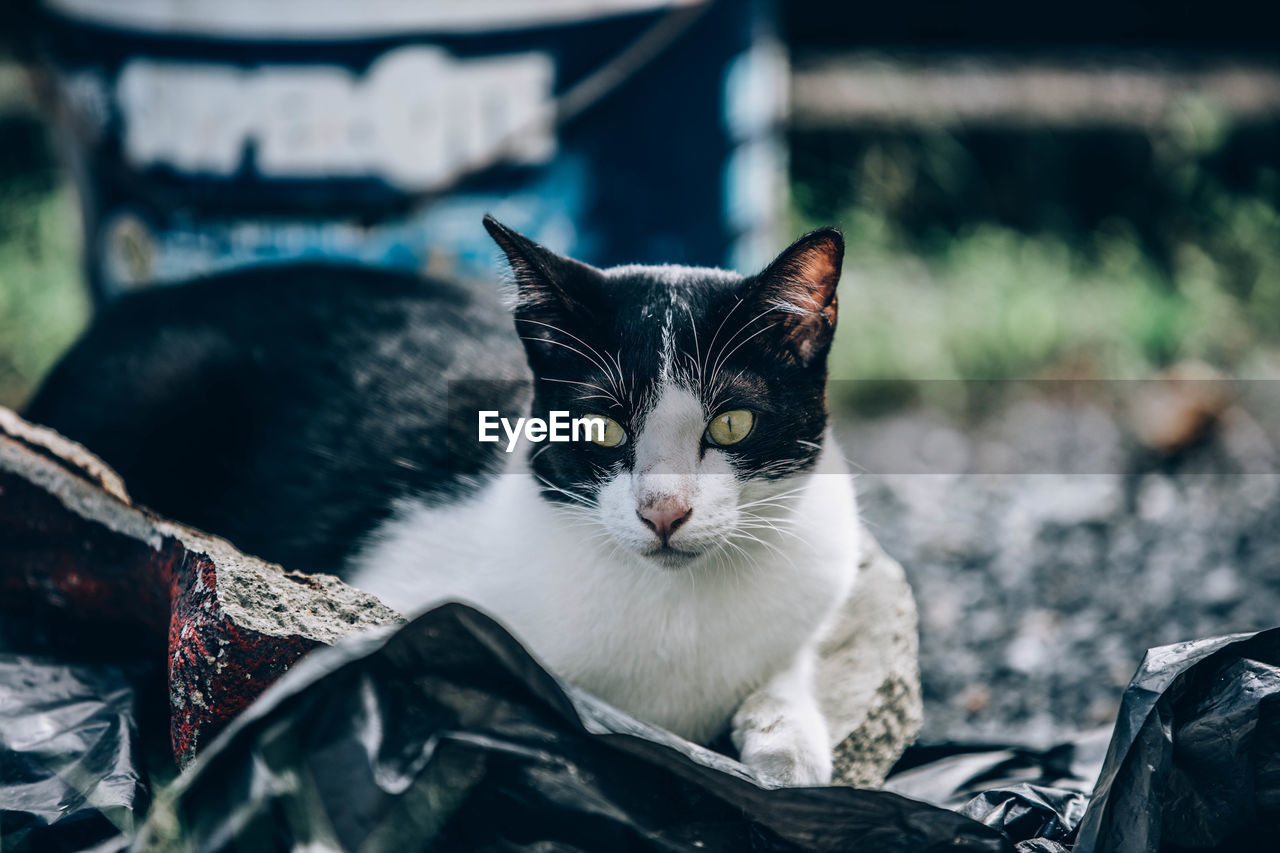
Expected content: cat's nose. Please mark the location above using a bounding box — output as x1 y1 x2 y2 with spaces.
637 499 693 545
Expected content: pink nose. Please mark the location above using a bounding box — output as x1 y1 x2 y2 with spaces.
637 499 692 545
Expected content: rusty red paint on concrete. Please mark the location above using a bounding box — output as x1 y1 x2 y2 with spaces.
167 551 318 762
2 442 319 767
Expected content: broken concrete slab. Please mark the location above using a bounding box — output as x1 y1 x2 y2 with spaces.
0 408 403 765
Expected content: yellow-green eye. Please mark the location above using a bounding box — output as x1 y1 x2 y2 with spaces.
706 409 755 446
580 414 627 447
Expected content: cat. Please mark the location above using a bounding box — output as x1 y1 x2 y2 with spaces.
27 217 861 787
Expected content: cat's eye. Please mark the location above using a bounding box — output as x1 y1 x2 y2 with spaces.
581 414 627 447
706 409 755 446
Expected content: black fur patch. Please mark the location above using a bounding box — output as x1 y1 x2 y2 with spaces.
26 221 843 574
26 263 527 576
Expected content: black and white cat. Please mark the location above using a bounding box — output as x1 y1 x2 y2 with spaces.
28 217 860 786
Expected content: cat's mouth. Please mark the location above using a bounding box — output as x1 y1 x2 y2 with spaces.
642 544 704 569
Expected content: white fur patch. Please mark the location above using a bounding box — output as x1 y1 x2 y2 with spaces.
347 428 860 750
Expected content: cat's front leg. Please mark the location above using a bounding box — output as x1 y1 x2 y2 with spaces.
731 646 831 788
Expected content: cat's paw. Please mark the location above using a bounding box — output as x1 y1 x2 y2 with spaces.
730 699 832 788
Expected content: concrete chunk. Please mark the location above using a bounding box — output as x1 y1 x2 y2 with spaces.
0 407 403 765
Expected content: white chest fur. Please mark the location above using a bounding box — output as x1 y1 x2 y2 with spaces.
347 438 860 744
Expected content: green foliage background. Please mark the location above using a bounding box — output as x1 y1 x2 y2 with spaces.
1 76 1278 413
791 112 1280 413
0 112 86 409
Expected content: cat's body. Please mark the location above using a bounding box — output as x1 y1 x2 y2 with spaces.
27 264 530 576
28 219 860 786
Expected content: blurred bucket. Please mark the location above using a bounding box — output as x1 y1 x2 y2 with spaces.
36 0 786 303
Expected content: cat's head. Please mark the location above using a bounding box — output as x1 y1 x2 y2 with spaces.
484 216 843 569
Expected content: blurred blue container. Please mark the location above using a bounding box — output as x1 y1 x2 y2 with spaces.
37 0 787 303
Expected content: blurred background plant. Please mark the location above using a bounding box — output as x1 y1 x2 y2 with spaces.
800 113 1280 403
5 53 1280 413
0 63 87 409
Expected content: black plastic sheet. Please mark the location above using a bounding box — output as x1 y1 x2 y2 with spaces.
1073 627 1280 853
890 626 1280 852
886 730 1109 847
0 656 150 853
135 603 1008 853
7 607 1280 852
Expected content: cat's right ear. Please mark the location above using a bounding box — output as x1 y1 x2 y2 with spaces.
483 216 602 325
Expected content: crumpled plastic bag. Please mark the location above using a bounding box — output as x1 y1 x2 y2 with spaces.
885 729 1109 848
0 656 150 853
134 603 1007 853
8 605 1280 853
889 626 1280 852
1073 627 1280 853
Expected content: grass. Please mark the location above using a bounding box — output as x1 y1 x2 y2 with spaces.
0 181 87 409
817 210 1260 382
797 147 1280 413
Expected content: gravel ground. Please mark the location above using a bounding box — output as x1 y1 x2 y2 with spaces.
836 384 1280 745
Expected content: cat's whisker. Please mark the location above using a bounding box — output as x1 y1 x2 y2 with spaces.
732 532 768 571
517 318 613 375
811 439 869 477
731 526 796 569
579 530 619 549
553 513 595 526
606 347 626 389
702 296 744 382
549 507 598 525
736 514 800 526
517 318 627 399
737 518 807 546
518 334 621 396
705 540 732 578
739 509 804 530
735 510 797 525
707 303 778 385
539 376 620 403
708 321 777 389
627 365 639 409
732 526 782 552
683 302 707 391
738 507 807 535
738 511 802 526
535 475 598 508
720 536 751 564
753 503 805 515
737 487 807 509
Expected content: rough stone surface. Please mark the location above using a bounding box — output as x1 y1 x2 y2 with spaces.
0 407 403 765
819 531 924 788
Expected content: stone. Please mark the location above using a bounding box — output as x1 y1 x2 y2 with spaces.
0 407 403 765
818 531 924 788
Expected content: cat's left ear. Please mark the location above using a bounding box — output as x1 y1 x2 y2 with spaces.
747 227 844 366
